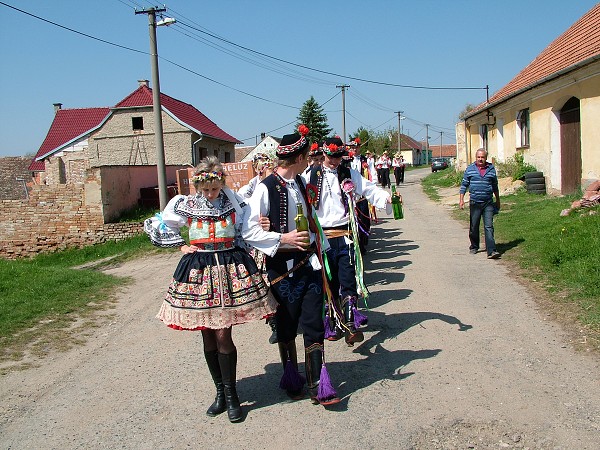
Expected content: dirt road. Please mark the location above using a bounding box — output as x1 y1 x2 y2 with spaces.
1 168 599 449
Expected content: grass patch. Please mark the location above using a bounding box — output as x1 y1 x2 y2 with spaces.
423 171 600 346
494 192 600 331
422 169 464 201
0 233 164 367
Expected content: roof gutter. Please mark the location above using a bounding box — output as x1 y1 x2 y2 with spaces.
465 55 600 120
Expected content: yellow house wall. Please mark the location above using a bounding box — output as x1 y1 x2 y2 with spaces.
460 60 600 193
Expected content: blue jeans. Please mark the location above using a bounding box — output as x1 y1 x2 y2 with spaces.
469 200 496 255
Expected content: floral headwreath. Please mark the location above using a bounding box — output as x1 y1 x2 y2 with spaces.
276 124 310 156
191 171 225 183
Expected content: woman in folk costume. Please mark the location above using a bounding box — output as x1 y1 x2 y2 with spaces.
144 156 276 423
242 125 340 407
238 151 277 199
304 137 392 346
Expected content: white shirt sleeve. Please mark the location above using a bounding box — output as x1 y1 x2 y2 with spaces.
352 169 390 209
241 183 282 257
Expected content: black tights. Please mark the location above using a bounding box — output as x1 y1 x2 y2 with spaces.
201 327 235 354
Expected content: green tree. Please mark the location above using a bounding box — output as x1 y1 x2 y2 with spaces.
350 127 371 147
296 96 332 143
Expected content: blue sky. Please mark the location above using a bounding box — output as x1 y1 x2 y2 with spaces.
0 0 597 157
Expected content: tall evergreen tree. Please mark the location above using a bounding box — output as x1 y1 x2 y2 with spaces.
296 96 332 143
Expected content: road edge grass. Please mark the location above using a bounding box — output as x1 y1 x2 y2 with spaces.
423 170 600 353
0 233 171 373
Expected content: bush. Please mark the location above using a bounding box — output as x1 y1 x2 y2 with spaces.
496 152 538 181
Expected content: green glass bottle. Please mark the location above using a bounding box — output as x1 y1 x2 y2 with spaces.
391 185 404 220
294 203 309 231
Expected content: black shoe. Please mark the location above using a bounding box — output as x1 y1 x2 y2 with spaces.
223 384 243 422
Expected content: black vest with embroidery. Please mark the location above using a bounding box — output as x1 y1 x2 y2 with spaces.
309 164 351 210
261 173 310 233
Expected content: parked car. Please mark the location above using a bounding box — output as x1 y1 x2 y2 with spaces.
431 158 449 172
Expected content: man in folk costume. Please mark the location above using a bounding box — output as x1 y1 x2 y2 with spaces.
304 137 392 346
242 125 340 406
344 137 371 254
303 142 324 175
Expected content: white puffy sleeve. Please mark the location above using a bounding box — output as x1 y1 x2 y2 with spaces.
352 169 391 210
143 195 187 248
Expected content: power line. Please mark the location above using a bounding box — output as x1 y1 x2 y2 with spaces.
176 19 487 91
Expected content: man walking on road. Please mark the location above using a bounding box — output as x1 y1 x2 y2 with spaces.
459 148 501 259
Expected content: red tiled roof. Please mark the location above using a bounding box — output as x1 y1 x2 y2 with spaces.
430 144 457 158
29 108 111 171
114 85 241 144
400 134 423 150
469 3 600 116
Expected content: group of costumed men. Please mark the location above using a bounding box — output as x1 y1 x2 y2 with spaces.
145 124 392 423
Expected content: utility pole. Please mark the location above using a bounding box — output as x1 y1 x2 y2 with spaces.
395 111 404 154
425 123 430 165
136 6 170 210
336 84 349 142
440 131 443 158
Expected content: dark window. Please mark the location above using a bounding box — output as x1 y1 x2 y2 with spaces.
516 109 529 147
224 152 231 163
480 124 488 151
132 117 144 131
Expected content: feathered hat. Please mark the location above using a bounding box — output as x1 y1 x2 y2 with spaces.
276 124 310 159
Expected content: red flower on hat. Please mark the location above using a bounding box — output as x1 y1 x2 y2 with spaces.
310 142 318 150
327 144 338 153
298 124 309 136
355 137 361 144
348 150 355 158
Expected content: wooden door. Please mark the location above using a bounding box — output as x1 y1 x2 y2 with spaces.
560 97 581 194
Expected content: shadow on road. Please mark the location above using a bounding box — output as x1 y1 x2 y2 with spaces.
238 344 442 415
355 310 473 358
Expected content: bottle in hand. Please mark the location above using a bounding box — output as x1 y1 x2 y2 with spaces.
391 185 404 220
294 203 310 246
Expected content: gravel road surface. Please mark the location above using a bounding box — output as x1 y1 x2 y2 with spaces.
1 168 598 449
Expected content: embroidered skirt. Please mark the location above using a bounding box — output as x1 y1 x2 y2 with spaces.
157 247 276 330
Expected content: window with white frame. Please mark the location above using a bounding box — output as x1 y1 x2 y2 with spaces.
516 108 530 147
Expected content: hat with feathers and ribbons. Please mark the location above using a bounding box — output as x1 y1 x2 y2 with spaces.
276 124 310 159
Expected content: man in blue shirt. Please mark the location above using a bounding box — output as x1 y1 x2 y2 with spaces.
459 148 501 259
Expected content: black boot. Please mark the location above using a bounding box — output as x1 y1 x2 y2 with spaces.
218 350 243 423
266 316 278 344
305 343 322 404
305 343 340 406
204 350 226 417
278 340 304 400
342 296 364 347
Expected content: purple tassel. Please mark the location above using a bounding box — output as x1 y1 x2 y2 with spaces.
324 314 337 339
317 364 338 403
353 306 368 328
279 359 305 392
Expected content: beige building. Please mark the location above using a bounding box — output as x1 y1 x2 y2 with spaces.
457 4 600 194
29 80 240 221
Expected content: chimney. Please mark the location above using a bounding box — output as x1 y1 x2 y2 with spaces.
53 103 62 113
260 132 266 140
138 79 150 88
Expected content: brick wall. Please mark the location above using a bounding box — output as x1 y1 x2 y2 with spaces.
0 184 144 259
0 157 33 200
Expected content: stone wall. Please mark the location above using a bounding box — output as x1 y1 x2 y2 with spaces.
0 184 143 259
